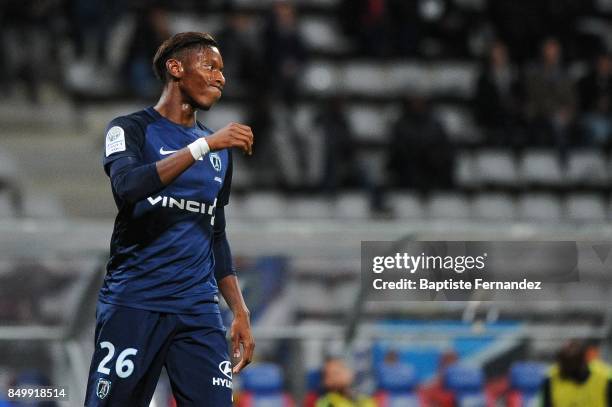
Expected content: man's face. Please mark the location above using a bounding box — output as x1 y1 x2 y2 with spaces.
179 46 225 110
322 359 354 392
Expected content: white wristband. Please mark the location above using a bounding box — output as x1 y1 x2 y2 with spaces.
188 138 210 160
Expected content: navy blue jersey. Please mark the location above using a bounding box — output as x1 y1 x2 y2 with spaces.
100 107 232 314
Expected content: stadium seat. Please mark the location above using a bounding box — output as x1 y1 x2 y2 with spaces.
299 17 349 53
238 363 294 407
389 192 426 218
242 193 288 219
455 151 479 188
343 63 394 96
517 193 563 220
471 193 516 220
286 196 334 219
566 150 608 186
507 362 546 407
334 193 370 219
443 364 486 407
474 150 519 186
519 150 564 186
374 362 420 407
428 193 471 219
433 105 480 142
565 194 606 221
301 61 340 94
347 105 392 141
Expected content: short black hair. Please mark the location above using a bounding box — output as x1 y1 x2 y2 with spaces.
152 32 218 82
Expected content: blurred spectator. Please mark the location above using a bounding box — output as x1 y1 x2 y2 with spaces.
0 0 63 103
523 38 577 150
245 97 277 187
473 41 523 146
315 358 376 407
585 338 612 375
66 0 123 65
386 0 420 57
216 12 263 96
338 0 392 57
578 53 612 145
420 350 458 407
263 1 306 105
386 97 454 192
417 0 471 58
315 97 358 192
541 340 612 407
121 5 169 98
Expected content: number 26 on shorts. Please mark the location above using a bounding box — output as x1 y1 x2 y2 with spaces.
97 341 138 379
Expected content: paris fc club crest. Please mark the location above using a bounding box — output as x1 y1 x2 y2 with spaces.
96 378 111 399
209 152 222 172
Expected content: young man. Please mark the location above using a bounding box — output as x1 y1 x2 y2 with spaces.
85 32 254 406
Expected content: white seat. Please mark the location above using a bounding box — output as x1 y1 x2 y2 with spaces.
565 194 606 221
342 63 391 96
428 193 470 219
567 150 608 186
520 150 564 185
389 192 426 218
433 105 479 141
517 193 563 220
431 62 478 98
334 193 370 219
471 193 516 220
347 105 390 141
301 61 340 94
455 151 479 188
242 193 287 219
474 149 519 186
300 17 348 53
286 197 334 219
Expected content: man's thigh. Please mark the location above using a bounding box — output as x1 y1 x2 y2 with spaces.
165 312 232 407
84 302 175 407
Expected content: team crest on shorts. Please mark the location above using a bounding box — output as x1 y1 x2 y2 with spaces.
209 153 222 172
96 378 111 399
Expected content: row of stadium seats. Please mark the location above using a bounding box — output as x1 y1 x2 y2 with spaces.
234 361 547 407
458 150 612 188
228 191 612 221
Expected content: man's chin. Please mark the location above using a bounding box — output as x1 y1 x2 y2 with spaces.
195 97 220 111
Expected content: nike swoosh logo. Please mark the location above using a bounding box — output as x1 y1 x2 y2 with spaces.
159 146 203 160
159 147 177 155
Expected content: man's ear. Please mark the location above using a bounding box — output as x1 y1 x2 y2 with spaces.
165 58 184 80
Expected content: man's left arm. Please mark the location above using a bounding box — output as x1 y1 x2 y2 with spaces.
214 206 255 374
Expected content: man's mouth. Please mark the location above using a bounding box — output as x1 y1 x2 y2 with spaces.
210 85 223 93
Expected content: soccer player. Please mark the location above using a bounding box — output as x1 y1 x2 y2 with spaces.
84 32 255 406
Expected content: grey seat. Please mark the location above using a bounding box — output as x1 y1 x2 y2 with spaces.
567 150 607 186
520 150 564 186
474 149 519 186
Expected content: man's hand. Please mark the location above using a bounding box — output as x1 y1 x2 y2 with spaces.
207 122 254 155
230 311 255 374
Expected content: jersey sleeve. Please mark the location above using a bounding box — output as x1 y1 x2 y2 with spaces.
217 149 233 207
102 116 146 175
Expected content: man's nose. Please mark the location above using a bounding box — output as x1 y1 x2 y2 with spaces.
216 72 226 87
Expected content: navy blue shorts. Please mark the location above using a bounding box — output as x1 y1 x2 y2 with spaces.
84 301 232 407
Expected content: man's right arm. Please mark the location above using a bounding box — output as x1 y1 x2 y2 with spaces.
105 121 253 204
